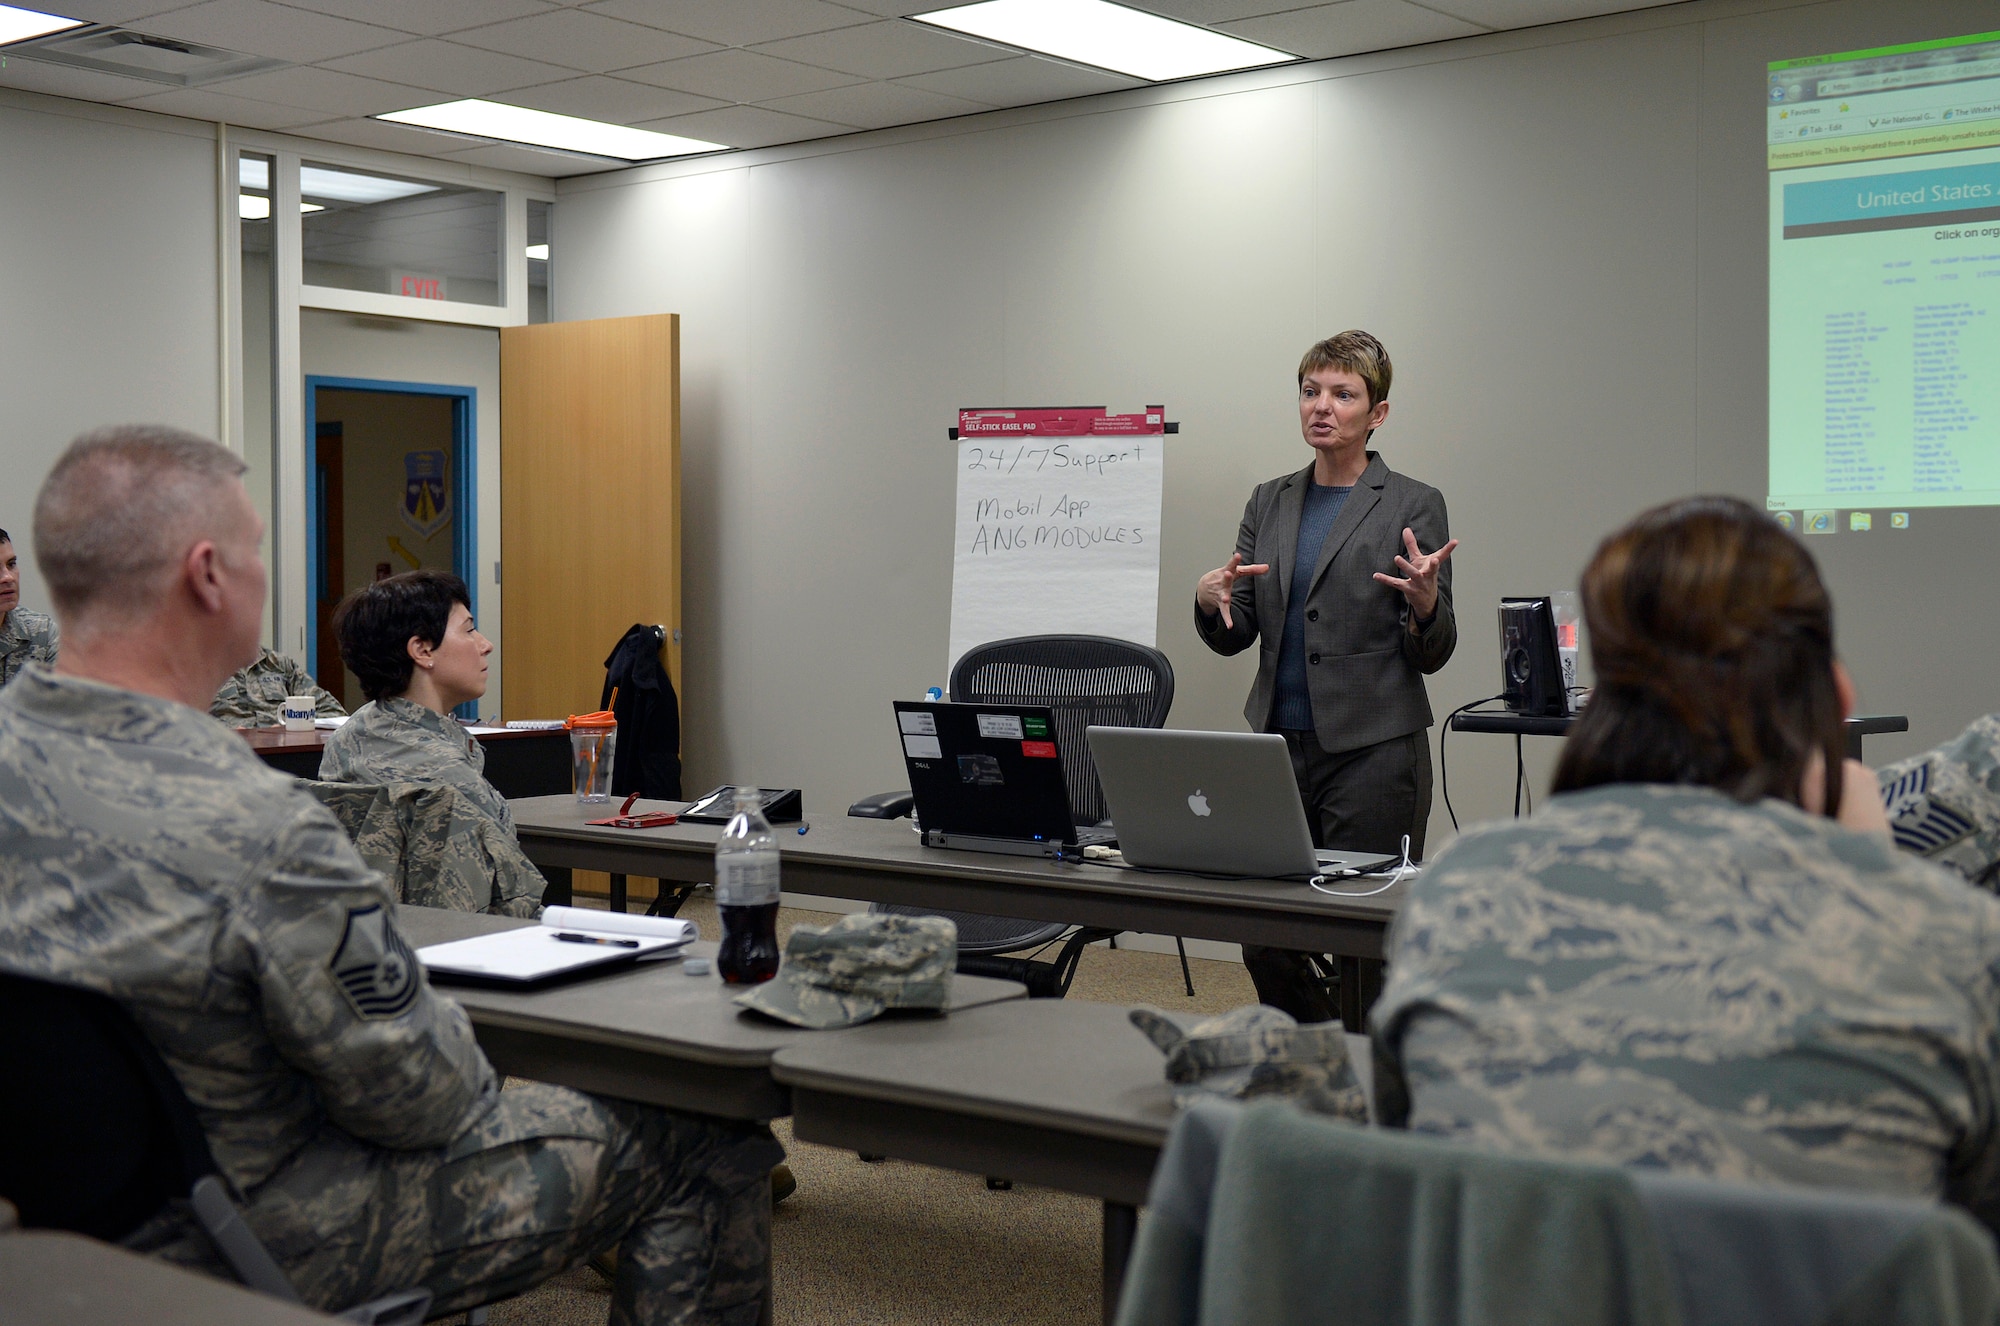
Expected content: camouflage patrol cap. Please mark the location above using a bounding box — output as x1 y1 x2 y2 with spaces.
1130 1003 1368 1120
733 912 957 1029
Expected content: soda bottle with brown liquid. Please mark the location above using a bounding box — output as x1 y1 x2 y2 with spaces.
715 786 781 984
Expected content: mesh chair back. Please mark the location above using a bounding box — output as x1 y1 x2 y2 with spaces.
0 972 216 1240
950 634 1174 824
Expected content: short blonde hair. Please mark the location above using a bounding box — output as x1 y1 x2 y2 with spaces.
34 425 247 622
1298 330 1392 407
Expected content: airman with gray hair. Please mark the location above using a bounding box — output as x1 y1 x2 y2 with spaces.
0 424 782 1323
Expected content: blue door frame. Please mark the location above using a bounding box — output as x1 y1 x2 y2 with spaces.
305 376 478 717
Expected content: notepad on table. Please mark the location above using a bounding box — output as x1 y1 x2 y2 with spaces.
418 906 696 986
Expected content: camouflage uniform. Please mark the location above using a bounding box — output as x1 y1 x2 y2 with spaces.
0 670 783 1322
1370 783 2000 1222
0 608 57 690
1877 713 2000 890
320 696 514 838
304 780 544 918
210 648 346 726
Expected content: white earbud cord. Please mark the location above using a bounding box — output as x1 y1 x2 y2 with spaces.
1309 834 1413 897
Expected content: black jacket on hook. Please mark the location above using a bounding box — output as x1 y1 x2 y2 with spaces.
601 623 682 800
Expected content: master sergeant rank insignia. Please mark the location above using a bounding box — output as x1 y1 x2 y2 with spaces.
331 903 420 1020
1882 762 1977 857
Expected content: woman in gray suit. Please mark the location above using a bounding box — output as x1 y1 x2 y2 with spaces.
1195 330 1457 1023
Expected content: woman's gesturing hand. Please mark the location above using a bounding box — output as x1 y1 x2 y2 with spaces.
1197 553 1270 629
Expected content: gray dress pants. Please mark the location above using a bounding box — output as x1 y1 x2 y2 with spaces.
1241 729 1431 1025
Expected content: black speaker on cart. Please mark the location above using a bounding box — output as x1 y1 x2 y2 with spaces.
1499 597 1567 716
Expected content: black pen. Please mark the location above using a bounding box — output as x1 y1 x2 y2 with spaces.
554 932 641 948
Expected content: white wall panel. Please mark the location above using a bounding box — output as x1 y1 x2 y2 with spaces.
0 97 218 617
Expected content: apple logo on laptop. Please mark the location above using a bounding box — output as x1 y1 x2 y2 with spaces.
1187 790 1211 817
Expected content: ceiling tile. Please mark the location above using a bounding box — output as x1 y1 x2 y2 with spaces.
30 0 202 23
298 0 558 37
1419 0 1677 24
636 101 856 148
0 56 176 103
133 0 408 63
323 37 577 95
762 78 986 128
895 54 1142 107
751 19 1012 80
580 0 873 48
817 0 948 14
119 83 327 127
433 140 616 175
1219 0 1484 60
619 47 861 102
288 113 493 155
503 73 725 122
1122 0 1330 20
452 9 716 72
205 65 435 115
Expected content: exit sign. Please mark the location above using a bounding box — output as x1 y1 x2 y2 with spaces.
393 272 446 300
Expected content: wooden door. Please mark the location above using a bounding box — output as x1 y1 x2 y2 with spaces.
501 315 681 906
501 313 681 714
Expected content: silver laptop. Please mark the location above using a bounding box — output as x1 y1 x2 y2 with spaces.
1086 727 1397 879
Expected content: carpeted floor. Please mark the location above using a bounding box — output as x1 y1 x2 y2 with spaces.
476 895 1258 1325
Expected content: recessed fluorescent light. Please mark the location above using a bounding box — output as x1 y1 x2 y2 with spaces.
300 165 437 205
0 4 84 47
378 99 726 162
242 159 432 206
525 244 549 261
912 0 1292 82
238 196 325 219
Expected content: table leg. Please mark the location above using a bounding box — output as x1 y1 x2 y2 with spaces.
609 873 628 914
536 865 572 908
1102 1200 1136 1324
1336 957 1386 1034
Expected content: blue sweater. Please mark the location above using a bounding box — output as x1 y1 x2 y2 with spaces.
1270 482 1350 731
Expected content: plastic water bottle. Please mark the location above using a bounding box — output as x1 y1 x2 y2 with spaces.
715 787 781 984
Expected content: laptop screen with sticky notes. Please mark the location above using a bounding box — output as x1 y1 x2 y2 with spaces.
893 700 1080 846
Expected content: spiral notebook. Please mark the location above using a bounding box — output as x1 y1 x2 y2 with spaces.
418 907 695 986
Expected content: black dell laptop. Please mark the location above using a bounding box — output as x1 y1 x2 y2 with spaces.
892 700 1116 859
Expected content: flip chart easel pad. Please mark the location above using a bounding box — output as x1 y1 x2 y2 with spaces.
947 435 1164 672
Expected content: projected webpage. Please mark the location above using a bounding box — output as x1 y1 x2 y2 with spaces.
1769 29 2000 519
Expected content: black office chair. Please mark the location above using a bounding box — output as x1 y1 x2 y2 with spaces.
0 970 433 1325
865 634 1190 999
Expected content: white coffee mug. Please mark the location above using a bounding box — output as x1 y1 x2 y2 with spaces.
282 696 316 731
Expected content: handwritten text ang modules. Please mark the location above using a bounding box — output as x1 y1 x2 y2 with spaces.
947 408 1166 672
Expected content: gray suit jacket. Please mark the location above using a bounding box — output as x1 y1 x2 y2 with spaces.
1196 452 1455 754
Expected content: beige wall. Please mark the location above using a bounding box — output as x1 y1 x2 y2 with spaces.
552 0 1999 851
319 388 458 588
